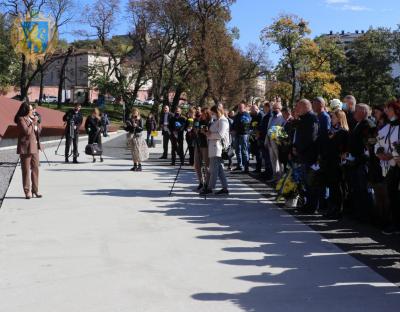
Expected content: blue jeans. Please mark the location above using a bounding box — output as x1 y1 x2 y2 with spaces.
146 131 154 146
209 157 228 190
235 134 249 169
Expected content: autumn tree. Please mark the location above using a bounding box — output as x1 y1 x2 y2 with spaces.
261 14 311 106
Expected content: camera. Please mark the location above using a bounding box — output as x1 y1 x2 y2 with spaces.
376 146 385 155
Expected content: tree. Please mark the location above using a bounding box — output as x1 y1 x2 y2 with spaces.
261 14 311 106
189 0 236 106
0 13 19 94
339 28 396 105
1 0 74 102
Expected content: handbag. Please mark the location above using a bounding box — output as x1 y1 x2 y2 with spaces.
221 138 234 160
85 130 102 156
85 143 103 156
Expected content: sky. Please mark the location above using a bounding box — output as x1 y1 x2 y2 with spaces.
64 0 400 63
228 0 400 63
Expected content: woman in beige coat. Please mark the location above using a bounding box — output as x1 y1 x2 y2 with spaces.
14 102 42 199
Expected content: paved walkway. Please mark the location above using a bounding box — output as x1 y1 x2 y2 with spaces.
0 133 399 312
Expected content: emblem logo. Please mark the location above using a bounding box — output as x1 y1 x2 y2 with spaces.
11 12 58 65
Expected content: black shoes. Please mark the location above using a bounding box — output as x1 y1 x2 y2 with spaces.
73 158 78 164
197 183 204 191
65 158 69 163
215 189 229 195
200 189 213 196
159 155 167 160
131 164 142 171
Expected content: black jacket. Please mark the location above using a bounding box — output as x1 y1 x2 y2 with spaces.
232 112 252 135
348 119 371 164
294 112 319 165
168 115 187 139
346 111 357 131
85 116 102 144
146 117 157 132
259 111 272 141
159 112 174 134
63 109 83 134
125 117 144 136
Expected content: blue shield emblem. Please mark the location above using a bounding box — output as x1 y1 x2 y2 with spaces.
21 21 49 54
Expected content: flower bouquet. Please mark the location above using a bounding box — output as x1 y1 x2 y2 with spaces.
268 126 288 145
276 165 302 207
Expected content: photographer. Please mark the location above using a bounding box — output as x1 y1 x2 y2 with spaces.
168 107 187 166
125 108 148 171
85 108 103 163
185 108 196 166
63 103 83 163
193 107 212 191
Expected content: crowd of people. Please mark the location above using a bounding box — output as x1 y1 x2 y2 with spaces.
156 96 400 235
13 95 400 235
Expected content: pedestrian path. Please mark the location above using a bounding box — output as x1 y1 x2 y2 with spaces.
0 133 399 312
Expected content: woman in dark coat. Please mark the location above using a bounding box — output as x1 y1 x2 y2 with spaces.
145 113 157 147
85 108 103 163
325 110 349 218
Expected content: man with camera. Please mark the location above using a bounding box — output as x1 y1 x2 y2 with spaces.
63 103 83 163
168 107 187 166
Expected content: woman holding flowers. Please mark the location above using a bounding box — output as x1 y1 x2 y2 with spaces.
265 102 286 182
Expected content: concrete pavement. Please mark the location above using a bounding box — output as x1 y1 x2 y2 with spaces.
0 133 399 312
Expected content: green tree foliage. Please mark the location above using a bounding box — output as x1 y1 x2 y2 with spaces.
337 28 396 106
0 13 19 93
261 14 311 106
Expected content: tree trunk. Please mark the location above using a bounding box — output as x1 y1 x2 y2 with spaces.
171 84 183 112
57 48 73 109
38 67 44 106
20 55 28 102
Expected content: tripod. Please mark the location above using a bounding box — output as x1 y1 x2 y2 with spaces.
169 145 190 197
40 149 51 167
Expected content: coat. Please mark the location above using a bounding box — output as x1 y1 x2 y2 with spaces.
208 116 230 158
85 116 102 145
293 112 319 165
16 116 41 155
375 120 400 176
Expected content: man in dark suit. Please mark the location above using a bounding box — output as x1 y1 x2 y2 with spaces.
168 107 187 166
347 103 374 220
293 99 320 213
159 105 173 159
259 101 273 178
63 103 83 163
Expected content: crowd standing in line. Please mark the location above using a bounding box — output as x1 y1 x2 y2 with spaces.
156 95 400 235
